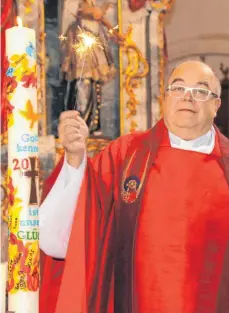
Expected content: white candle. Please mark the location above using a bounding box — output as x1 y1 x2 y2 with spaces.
5 18 39 313
6 17 36 55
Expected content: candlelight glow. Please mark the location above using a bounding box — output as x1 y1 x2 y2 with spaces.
17 17 23 27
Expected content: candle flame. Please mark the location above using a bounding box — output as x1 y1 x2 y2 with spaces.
17 17 23 27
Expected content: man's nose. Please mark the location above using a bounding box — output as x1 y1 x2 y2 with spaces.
183 89 193 101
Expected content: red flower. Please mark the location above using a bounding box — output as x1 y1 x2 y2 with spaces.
1 57 16 133
2 96 15 114
4 75 18 95
1 95 15 133
9 233 17 245
21 72 37 88
2 57 17 95
6 99 15 114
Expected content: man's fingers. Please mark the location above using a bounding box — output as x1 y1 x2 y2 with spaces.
60 116 89 136
58 110 89 156
64 133 83 144
59 110 80 121
59 111 87 129
64 127 80 136
59 118 81 129
75 115 88 127
59 128 80 139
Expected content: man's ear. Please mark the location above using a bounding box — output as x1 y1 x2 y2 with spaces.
215 98 221 111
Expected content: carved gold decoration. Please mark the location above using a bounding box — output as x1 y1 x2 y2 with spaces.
55 138 65 164
122 26 149 132
55 137 111 163
117 0 124 135
151 0 174 117
87 137 111 157
100 18 149 133
151 0 173 11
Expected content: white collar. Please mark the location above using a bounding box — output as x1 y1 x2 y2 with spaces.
168 127 215 154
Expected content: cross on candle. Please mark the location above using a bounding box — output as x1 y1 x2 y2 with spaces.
22 157 38 205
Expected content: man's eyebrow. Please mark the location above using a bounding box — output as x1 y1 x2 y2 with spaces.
170 78 184 84
196 81 210 89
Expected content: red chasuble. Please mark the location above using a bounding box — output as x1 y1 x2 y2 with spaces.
40 120 229 313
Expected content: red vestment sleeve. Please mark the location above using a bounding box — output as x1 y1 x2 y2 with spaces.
40 135 134 313
39 158 65 313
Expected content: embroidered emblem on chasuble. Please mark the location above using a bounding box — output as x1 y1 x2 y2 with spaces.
121 151 151 203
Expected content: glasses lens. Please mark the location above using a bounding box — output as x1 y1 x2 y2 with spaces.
169 85 186 98
192 88 209 101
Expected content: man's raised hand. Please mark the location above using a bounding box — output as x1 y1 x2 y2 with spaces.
58 111 89 168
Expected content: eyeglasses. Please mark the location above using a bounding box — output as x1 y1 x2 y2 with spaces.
166 85 219 102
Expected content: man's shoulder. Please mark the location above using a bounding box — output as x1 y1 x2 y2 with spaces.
215 126 229 145
115 129 151 147
218 132 229 150
214 126 229 157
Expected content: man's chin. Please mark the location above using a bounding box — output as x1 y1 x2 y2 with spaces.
172 113 198 127
173 119 198 129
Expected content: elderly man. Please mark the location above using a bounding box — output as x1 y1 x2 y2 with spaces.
39 61 229 313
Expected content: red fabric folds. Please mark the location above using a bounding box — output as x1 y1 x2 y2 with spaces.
39 122 229 313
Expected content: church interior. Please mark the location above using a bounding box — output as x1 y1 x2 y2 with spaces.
1 0 229 312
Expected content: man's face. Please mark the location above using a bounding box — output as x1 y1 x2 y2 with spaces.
163 62 221 136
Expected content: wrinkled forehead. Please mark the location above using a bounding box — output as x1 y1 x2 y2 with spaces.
168 64 217 90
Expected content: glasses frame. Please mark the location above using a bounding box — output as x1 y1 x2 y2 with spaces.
166 85 219 102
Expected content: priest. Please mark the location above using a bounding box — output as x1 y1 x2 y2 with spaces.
39 61 229 313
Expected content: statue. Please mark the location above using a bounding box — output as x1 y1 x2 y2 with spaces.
60 0 116 135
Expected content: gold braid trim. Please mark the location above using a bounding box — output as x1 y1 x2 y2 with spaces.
100 18 149 132
151 0 174 118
